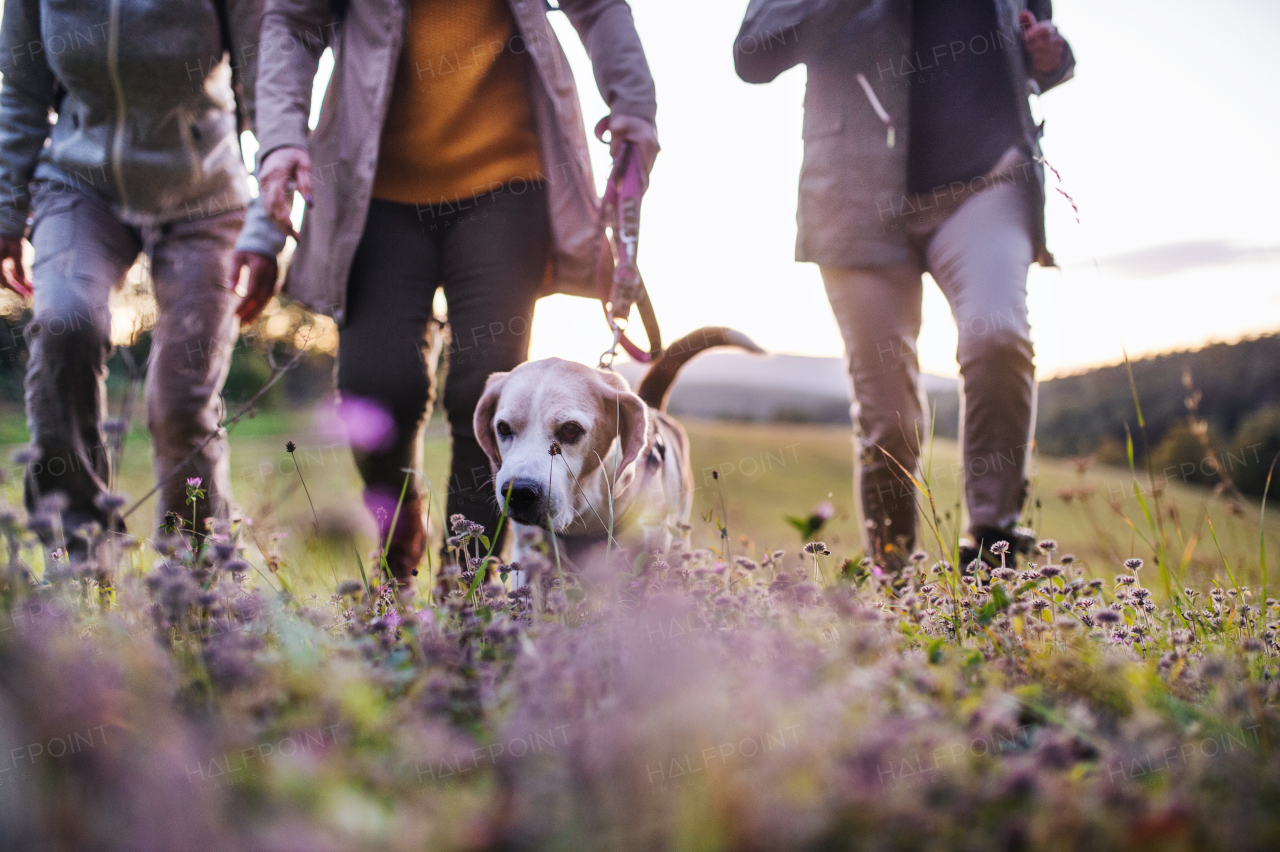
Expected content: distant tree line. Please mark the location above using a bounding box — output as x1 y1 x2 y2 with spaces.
0 311 336 416
1033 334 1280 496
2 305 1275 495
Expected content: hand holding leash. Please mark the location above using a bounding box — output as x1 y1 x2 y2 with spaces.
594 117 662 367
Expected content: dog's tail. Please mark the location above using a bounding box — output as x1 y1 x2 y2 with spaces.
636 326 765 411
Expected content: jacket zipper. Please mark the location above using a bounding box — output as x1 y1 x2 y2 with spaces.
106 0 132 210
855 73 895 149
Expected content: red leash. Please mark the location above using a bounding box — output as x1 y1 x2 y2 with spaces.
594 119 661 367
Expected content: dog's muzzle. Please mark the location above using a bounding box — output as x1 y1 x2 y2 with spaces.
501 477 549 527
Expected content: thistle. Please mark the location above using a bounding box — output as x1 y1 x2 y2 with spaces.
184 477 205 539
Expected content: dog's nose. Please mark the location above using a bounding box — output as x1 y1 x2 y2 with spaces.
503 477 546 524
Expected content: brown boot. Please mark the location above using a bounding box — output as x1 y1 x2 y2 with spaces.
861 467 918 573
367 491 426 587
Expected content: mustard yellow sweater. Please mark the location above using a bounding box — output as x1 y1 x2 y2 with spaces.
372 0 543 205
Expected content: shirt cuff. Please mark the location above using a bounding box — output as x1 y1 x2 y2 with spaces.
235 195 288 256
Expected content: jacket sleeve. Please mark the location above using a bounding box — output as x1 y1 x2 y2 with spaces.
228 0 267 129
733 0 876 84
1027 0 1074 93
255 0 334 167
556 0 657 125
0 0 56 238
229 0 288 256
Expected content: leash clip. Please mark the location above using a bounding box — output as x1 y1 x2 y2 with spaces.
598 322 625 370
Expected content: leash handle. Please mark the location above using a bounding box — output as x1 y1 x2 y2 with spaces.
609 142 644 323
593 117 657 364
596 131 644 323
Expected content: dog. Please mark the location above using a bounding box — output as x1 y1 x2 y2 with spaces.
473 327 763 577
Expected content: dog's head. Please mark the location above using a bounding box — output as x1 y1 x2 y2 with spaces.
473 359 650 530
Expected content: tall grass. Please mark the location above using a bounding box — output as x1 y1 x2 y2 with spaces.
0 420 1278 850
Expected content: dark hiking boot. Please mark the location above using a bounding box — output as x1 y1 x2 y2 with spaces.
367 490 426 589
959 525 1036 571
861 470 918 575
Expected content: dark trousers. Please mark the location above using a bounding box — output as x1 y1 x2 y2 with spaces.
338 182 550 548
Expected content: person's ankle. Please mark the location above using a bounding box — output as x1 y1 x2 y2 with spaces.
960 525 1034 568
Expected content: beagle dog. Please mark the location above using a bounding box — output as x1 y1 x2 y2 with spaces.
473 327 762 575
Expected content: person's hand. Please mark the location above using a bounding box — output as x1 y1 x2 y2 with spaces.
259 146 311 236
0 236 31 298
1020 11 1066 77
604 114 660 176
231 250 279 325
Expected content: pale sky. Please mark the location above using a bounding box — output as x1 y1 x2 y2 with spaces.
522 0 1280 378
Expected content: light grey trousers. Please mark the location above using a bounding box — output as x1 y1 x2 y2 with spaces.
23 183 242 538
822 180 1036 558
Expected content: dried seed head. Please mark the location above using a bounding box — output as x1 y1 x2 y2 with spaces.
10 446 39 466
93 492 129 513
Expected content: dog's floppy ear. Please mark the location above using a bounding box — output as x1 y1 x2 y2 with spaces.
473 372 509 467
595 371 649 488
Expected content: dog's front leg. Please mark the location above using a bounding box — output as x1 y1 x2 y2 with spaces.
507 521 545 589
638 522 675 560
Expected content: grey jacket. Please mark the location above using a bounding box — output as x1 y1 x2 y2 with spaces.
255 0 657 322
0 0 285 255
734 0 1074 268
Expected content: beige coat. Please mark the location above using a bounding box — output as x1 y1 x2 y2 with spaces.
255 0 656 323
734 0 1074 269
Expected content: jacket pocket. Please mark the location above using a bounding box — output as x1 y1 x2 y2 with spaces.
29 182 83 259
801 89 845 139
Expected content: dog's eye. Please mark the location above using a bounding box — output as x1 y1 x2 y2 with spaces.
556 421 585 444
496 421 513 438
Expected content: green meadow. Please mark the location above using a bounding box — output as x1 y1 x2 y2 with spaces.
3 409 1273 595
